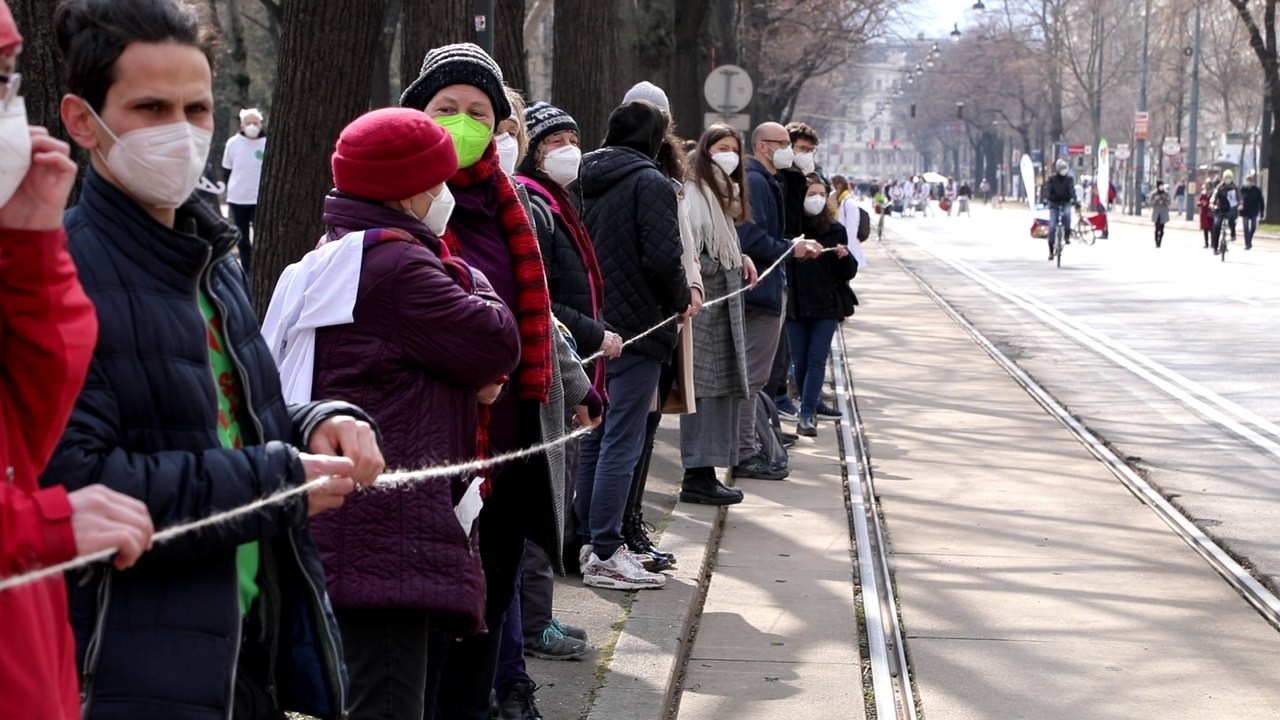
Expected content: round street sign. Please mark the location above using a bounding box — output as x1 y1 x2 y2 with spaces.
703 65 754 115
1162 138 1182 157
1114 144 1132 161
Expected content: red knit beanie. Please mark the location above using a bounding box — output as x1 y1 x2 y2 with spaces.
332 108 458 201
0 1 22 60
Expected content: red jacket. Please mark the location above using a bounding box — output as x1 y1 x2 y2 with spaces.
0 227 98 720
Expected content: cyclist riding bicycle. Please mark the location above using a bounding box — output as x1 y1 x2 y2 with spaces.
1042 159 1076 261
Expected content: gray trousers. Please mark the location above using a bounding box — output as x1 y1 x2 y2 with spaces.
737 307 787 459
680 395 742 469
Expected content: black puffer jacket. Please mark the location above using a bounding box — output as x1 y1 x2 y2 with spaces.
44 169 365 720
579 146 690 361
787 217 857 320
519 175 606 355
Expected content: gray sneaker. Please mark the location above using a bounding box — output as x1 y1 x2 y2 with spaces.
524 623 588 660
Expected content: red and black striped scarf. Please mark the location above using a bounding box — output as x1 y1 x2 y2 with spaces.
441 145 553 405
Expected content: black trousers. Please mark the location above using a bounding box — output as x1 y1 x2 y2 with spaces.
336 607 451 720
229 203 256 274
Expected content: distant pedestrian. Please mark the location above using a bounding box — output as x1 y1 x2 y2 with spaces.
221 107 266 273
1198 181 1215 249
1212 169 1240 253
1240 172 1265 250
1174 180 1187 214
1149 181 1170 248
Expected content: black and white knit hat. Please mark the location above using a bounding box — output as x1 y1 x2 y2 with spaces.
400 42 512 122
524 102 579 149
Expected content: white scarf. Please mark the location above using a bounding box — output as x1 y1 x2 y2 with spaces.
684 172 743 270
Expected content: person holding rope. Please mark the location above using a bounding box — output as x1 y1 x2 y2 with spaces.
401 42 600 720
0 3 154 717
43 2 384 717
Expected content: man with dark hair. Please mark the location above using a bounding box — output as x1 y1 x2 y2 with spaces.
46 1 385 717
771 121 837 420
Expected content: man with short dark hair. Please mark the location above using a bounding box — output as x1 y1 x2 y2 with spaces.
45 1 384 717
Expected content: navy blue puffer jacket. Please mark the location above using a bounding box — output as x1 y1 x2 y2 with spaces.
42 169 364 720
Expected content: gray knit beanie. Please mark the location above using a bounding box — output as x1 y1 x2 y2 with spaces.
622 81 670 113
400 42 512 121
524 102 579 150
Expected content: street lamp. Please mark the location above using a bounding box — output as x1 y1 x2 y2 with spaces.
915 63 925 76
950 23 962 42
931 42 941 55
972 0 986 13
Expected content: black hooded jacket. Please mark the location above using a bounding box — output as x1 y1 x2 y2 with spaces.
578 143 690 362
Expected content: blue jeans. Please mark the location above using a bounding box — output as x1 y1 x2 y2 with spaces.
1243 214 1258 248
1047 203 1071 252
574 353 662 559
785 317 841 416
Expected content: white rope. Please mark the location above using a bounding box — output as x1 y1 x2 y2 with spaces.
578 242 799 366
0 425 596 593
0 240 810 594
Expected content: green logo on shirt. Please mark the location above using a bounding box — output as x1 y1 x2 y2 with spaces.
255 150 264 161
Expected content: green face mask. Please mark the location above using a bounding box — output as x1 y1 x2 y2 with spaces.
435 113 492 169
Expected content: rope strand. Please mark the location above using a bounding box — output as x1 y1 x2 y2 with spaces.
0 242 803 593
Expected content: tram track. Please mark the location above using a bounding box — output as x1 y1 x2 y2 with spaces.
832 327 917 720
870 231 1280 633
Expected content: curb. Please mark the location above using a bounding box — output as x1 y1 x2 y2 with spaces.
583 498 728 720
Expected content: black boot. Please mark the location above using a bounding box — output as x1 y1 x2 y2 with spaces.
680 467 744 506
622 507 675 571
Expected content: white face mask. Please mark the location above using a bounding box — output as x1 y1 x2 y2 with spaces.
772 146 795 170
794 151 816 173
803 195 827 216
0 97 33 208
711 151 739 176
423 184 455 236
543 144 582 187
495 132 519 176
86 102 212 209
243 124 262 139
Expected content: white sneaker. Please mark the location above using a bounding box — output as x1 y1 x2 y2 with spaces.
578 544 592 574
582 546 667 590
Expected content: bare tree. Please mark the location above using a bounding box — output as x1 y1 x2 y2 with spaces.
1227 0 1280 222
10 0 84 197
370 0 402 107
252 0 386 310
553 0 622 148
495 0 528 93
672 0 713 139
400 0 472 95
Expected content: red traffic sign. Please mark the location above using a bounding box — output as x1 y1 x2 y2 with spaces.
1066 144 1086 156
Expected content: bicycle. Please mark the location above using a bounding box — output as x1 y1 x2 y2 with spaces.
875 201 888 240
1072 211 1098 246
1047 202 1071 267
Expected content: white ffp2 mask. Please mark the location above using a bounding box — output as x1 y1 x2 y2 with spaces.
424 184 455 236
86 101 211 209
0 97 32 208
543 145 582 187
495 132 519 176
711 151 739 176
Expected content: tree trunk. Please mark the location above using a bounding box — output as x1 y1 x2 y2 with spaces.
553 0 622 149
9 0 83 198
370 0 402 107
673 0 712 140
252 0 385 311
495 0 527 93
401 0 472 96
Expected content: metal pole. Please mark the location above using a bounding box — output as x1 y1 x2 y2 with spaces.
1185 0 1201 222
1133 0 1150 215
474 0 495 55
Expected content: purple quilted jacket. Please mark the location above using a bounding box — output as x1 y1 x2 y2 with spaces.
309 193 521 635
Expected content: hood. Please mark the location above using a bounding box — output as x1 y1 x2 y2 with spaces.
578 146 658 199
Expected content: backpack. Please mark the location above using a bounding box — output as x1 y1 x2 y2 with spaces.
754 390 789 468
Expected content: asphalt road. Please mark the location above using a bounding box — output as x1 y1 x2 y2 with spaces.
873 203 1280 594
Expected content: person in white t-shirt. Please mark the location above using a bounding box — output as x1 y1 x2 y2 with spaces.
221 107 266 273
